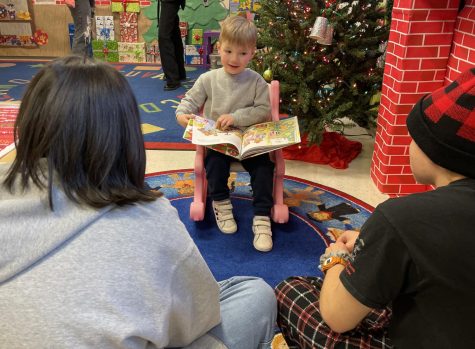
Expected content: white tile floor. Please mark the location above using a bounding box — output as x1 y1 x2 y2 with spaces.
145 131 389 208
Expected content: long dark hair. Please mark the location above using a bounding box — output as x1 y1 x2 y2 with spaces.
3 55 161 209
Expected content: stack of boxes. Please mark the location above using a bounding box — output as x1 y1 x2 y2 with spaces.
92 2 145 63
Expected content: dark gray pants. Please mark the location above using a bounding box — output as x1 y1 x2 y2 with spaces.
68 0 93 57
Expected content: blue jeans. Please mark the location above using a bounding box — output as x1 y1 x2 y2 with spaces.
183 276 277 349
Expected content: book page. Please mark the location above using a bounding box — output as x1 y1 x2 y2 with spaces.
241 117 301 158
189 116 245 158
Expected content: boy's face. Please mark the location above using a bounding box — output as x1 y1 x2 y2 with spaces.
409 140 435 185
218 40 255 75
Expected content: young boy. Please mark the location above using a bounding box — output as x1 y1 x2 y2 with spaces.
176 16 275 252
275 68 475 348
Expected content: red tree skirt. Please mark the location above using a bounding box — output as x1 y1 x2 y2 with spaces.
283 132 362 169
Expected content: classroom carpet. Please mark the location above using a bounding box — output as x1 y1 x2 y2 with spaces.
145 169 373 288
0 60 206 150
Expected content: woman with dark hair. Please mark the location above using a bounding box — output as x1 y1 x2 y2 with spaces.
0 56 277 349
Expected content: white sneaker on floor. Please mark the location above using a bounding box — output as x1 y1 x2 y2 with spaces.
212 199 237 234
252 216 273 252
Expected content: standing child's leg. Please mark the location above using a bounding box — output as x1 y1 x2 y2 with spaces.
205 149 237 234
242 154 275 252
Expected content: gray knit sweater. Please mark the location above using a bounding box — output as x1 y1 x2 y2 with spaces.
0 164 220 348
175 68 270 127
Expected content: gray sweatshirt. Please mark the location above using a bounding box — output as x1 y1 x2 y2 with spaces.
0 164 220 348
175 68 270 127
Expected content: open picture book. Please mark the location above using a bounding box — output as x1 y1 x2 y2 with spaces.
183 115 301 160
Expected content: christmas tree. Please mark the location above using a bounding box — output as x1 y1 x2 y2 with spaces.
251 0 391 144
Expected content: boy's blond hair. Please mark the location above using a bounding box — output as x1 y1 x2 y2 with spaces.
219 16 257 48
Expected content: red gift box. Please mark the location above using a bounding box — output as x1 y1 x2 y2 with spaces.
119 12 138 43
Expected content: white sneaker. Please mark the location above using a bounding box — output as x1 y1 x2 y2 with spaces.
252 216 273 252
212 199 237 234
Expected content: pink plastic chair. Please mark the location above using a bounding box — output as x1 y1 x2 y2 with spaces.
190 80 289 224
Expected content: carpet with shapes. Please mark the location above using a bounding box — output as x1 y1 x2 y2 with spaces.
145 170 373 288
0 60 206 150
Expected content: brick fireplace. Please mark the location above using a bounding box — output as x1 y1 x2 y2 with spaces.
371 0 475 196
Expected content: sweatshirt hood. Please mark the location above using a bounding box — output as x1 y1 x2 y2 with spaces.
0 163 113 285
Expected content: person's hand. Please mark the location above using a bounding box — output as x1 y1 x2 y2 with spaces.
176 114 195 128
65 0 75 8
216 114 234 131
336 230 360 253
324 241 349 255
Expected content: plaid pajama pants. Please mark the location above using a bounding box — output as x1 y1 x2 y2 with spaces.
275 277 393 349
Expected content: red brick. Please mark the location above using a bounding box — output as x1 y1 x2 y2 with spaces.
396 20 410 33
399 58 421 69
387 123 412 135
452 44 470 60
402 165 414 174
437 46 450 58
448 0 461 8
389 31 401 43
424 33 454 45
385 52 397 65
405 46 440 58
410 21 444 34
393 43 406 57
394 103 414 115
446 66 461 81
372 163 388 183
394 80 418 93
469 49 475 62
395 0 414 8
379 143 407 156
387 174 417 184
399 93 425 104
385 87 400 104
443 21 456 33
390 155 411 165
462 34 475 48
399 184 432 194
413 1 451 9
420 57 449 69
434 69 447 80
401 9 428 21
392 66 406 81
403 70 436 81
383 75 396 89
376 183 402 195
427 9 458 21
400 33 424 47
393 135 412 146
458 19 475 34
377 128 394 146
418 81 444 93
379 162 404 175
458 59 475 72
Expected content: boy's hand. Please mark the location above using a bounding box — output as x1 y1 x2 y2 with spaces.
176 114 195 128
324 241 350 255
336 230 360 253
216 114 235 131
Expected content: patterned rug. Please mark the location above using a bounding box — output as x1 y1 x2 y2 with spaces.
0 60 206 150
146 169 374 349
145 170 373 287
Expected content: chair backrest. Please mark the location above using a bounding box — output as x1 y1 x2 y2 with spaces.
269 80 281 122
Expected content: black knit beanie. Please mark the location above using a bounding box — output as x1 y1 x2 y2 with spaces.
406 68 475 178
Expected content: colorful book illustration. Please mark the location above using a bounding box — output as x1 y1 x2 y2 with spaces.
183 115 301 160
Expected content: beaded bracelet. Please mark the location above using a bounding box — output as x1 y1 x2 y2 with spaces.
318 250 353 273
